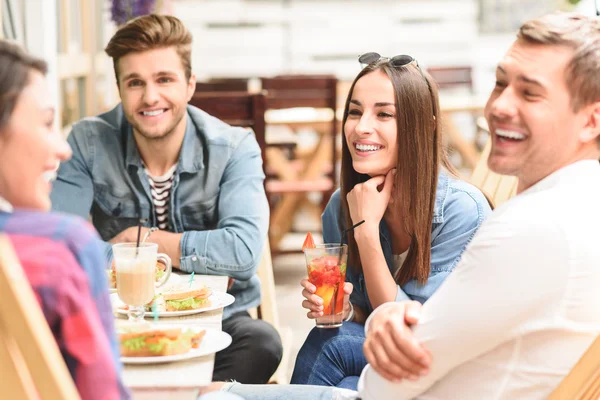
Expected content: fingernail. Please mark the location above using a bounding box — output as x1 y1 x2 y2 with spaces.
392 169 397 175
408 374 418 381
420 369 429 376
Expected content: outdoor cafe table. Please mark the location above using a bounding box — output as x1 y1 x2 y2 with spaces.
117 274 229 400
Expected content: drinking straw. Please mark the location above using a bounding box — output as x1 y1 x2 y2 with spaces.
135 218 147 257
331 219 365 318
338 219 365 263
189 271 195 288
340 220 365 245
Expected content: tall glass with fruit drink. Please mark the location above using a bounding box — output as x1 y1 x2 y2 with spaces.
303 234 348 328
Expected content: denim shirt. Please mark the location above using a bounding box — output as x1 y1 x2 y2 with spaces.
50 104 269 319
323 172 492 316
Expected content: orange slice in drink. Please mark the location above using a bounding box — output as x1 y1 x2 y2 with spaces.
302 232 316 251
315 285 335 314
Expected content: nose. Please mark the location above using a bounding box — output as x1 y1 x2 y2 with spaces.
355 114 375 136
488 85 518 121
52 132 72 164
142 82 160 105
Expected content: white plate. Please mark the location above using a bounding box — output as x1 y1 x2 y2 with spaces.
111 291 235 318
108 273 183 294
121 328 232 364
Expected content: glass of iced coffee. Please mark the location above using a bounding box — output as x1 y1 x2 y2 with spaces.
112 242 172 322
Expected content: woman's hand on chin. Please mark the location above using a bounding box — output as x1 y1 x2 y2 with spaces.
347 168 395 233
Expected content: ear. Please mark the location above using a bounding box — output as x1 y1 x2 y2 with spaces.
580 101 600 144
186 73 197 102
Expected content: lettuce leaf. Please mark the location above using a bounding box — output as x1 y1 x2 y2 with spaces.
122 336 169 353
166 297 209 310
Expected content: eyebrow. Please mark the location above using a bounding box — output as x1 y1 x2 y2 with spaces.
496 64 546 89
121 71 178 82
349 99 395 107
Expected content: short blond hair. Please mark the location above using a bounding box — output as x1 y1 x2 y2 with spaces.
105 14 192 82
518 12 600 111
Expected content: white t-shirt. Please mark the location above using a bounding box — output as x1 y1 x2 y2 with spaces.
358 160 600 400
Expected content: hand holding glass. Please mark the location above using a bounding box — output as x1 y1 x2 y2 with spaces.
303 244 348 328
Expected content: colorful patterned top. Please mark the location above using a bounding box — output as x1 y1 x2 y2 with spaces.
0 209 130 400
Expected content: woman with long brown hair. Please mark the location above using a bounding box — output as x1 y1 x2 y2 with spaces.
291 53 492 389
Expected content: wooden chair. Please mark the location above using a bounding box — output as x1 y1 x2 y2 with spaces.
195 78 250 93
254 240 292 383
188 93 291 382
549 335 600 399
261 74 339 252
470 139 518 207
426 66 474 92
189 91 267 153
0 234 80 400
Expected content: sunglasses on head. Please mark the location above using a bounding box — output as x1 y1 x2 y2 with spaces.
358 52 418 68
358 52 433 94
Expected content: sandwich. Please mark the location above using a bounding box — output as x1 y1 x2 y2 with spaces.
119 327 206 357
162 286 212 311
108 260 167 289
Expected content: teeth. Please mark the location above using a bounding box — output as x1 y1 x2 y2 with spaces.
42 171 57 183
496 129 525 140
142 109 165 117
355 144 383 152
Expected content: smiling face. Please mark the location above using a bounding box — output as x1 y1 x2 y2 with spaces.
344 70 399 176
117 46 196 142
485 40 600 191
0 71 72 210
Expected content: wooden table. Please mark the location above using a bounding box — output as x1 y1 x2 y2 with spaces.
118 275 228 400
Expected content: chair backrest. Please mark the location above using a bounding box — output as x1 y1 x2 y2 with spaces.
426 66 473 92
261 74 337 110
549 335 600 400
255 239 279 329
470 139 518 207
0 234 80 400
195 78 250 93
260 74 339 192
189 91 267 152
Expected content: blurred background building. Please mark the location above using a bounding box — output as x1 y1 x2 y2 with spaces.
0 0 594 132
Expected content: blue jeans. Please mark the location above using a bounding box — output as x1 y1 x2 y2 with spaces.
291 321 367 390
223 383 359 400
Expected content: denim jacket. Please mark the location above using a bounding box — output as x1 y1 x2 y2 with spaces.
323 172 492 316
50 104 269 319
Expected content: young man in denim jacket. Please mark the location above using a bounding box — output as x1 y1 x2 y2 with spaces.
50 14 282 384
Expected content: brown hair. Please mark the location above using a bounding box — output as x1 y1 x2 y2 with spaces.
0 40 47 131
104 14 193 82
340 60 457 286
518 12 600 111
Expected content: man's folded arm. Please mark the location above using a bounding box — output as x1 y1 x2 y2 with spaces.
359 217 569 400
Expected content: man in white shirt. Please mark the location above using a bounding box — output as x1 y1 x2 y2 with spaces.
202 11 600 400
358 11 600 400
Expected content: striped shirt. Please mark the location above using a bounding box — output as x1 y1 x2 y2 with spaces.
144 164 177 230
